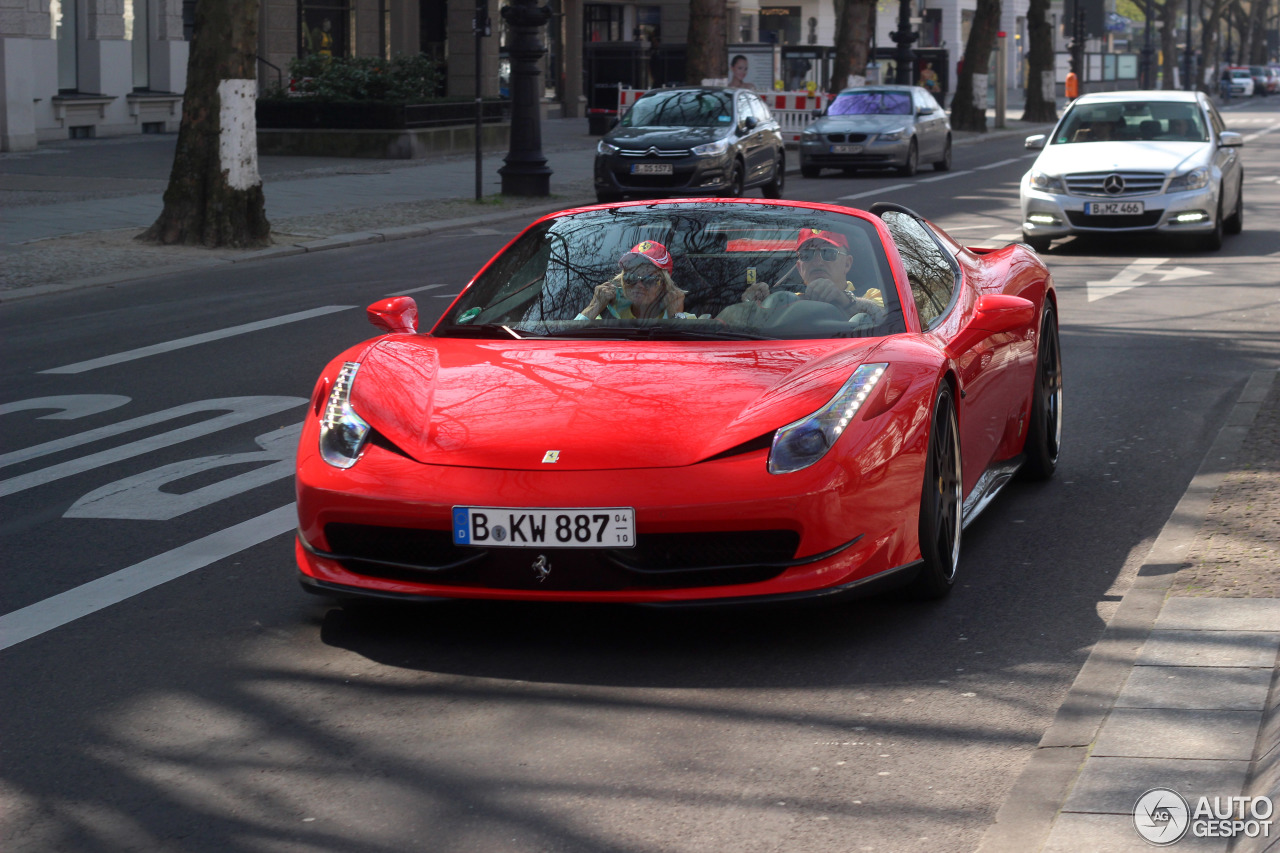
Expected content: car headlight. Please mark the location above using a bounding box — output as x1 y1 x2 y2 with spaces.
878 128 908 141
319 362 372 469
768 364 888 475
1028 170 1066 194
1167 167 1209 192
802 128 819 137
596 140 619 155
691 138 731 156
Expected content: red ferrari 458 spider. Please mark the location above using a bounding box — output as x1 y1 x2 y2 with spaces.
295 199 1061 605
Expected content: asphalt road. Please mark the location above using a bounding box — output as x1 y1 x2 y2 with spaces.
2 104 1278 853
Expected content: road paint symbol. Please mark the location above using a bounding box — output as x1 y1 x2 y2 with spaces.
1134 787 1191 845
1088 258 1213 302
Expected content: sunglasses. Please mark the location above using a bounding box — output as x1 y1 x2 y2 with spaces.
624 272 664 288
798 246 848 262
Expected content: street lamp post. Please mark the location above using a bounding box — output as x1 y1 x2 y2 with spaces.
499 0 553 196
890 0 917 85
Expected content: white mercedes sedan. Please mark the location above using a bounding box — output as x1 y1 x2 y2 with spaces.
1019 90 1244 252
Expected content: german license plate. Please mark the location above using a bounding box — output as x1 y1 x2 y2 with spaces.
631 163 673 175
452 507 635 548
831 144 863 154
1085 201 1144 215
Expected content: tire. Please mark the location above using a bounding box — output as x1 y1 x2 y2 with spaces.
1224 184 1243 235
933 136 953 172
801 164 821 179
1201 195 1224 251
898 139 919 177
762 153 785 198
727 161 745 197
907 384 962 600
1023 233 1052 254
1020 306 1063 481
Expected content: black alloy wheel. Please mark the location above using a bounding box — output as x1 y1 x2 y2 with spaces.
728 161 745 197
907 384 962 599
899 139 919 177
1225 184 1244 235
934 136 953 172
762 153 785 198
1020 306 1063 480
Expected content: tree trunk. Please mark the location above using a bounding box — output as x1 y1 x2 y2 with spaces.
830 0 873 92
1161 0 1178 89
686 0 728 86
140 0 270 248
1021 0 1057 121
950 0 1001 131
1246 0 1269 63
1198 0 1227 92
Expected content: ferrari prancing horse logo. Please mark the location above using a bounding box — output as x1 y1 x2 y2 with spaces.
542 450 560 463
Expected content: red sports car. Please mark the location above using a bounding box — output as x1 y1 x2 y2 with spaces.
295 199 1061 605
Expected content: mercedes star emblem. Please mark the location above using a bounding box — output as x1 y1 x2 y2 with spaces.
1103 174 1125 195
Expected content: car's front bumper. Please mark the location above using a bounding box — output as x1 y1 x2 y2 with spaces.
798 134 911 169
594 151 738 196
295 429 928 604
1020 181 1221 240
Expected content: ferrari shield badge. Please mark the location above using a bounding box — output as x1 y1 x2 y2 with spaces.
542 450 560 464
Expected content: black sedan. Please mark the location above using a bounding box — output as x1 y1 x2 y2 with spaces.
594 87 786 203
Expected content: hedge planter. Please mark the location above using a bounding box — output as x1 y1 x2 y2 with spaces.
256 99 509 130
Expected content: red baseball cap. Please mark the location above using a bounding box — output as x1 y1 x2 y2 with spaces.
796 228 849 252
620 240 673 272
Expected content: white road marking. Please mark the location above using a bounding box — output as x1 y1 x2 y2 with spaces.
975 157 1023 170
0 395 130 420
41 306 354 374
0 396 305 494
991 234 1021 242
0 504 296 651
1086 258 1211 302
66 425 300 520
918 170 974 183
395 283 448 295
838 183 911 200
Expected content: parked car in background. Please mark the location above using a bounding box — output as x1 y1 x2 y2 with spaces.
1020 90 1244 252
1224 67 1255 97
798 85 952 178
593 87 786 204
1253 66 1280 95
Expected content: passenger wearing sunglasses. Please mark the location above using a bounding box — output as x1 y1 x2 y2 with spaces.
576 240 691 321
739 228 884 319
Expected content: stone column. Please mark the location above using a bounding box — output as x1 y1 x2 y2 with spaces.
0 0 50 150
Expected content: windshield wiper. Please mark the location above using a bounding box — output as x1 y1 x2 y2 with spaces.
553 325 778 342
440 323 535 340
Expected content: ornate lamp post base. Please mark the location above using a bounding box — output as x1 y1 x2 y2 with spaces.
499 0 553 197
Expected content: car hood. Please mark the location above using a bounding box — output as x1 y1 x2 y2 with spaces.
349 336 884 470
1032 141 1209 176
605 126 730 149
808 114 915 133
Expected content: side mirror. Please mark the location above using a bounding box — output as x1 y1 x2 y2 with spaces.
1218 130 1244 148
944 294 1036 358
367 296 418 334
742 115 758 131
1024 134 1047 150
917 108 931 116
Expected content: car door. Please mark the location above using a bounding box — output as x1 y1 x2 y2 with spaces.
1205 98 1242 211
732 93 765 184
750 95 782 178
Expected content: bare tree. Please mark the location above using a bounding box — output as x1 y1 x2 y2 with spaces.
1161 0 1178 88
686 0 728 86
1022 0 1057 121
950 0 1002 131
140 0 269 248
830 0 874 92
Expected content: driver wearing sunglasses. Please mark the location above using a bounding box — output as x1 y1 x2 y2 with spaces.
740 228 884 318
576 240 692 321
